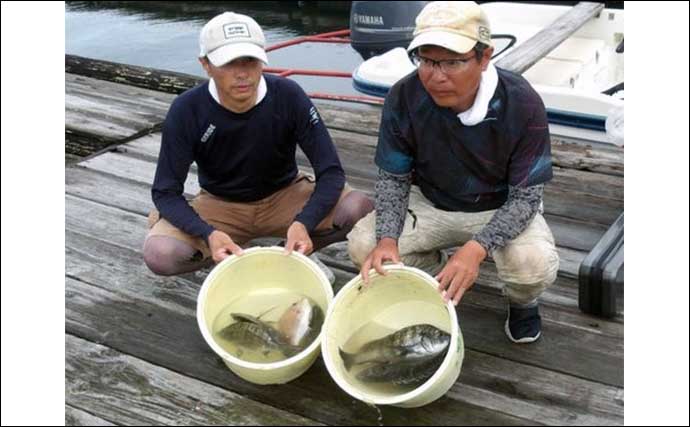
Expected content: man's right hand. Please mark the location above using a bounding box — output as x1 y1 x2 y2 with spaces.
208 230 244 263
360 237 401 284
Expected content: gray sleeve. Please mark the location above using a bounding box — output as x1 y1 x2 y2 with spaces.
472 184 544 254
375 168 412 242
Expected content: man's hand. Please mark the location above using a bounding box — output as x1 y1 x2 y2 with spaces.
360 237 401 284
435 240 487 306
284 221 313 255
208 230 244 263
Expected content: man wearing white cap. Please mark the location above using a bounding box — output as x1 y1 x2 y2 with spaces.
144 12 373 279
348 1 559 344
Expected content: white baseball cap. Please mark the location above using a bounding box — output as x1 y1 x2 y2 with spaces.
408 1 493 55
199 12 269 66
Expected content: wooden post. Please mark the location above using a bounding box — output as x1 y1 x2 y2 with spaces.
495 2 605 74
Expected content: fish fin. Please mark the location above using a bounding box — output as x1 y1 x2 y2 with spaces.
256 305 279 320
282 344 303 358
231 313 260 323
339 348 356 371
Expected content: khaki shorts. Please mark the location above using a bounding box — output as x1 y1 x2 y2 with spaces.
147 174 352 259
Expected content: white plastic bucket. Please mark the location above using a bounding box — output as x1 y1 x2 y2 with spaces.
321 265 463 408
197 247 333 384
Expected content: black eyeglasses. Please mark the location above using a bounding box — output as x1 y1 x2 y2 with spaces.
410 52 476 74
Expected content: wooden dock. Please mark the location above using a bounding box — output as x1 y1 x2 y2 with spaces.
65 56 624 426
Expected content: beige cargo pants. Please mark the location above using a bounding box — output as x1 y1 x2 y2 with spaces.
347 186 560 305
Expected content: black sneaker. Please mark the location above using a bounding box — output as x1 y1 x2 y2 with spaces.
505 303 542 344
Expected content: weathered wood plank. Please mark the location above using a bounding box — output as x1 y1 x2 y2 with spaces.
65 228 622 424
65 264 535 426
317 241 624 331
65 54 381 137
65 167 589 312
296 131 622 226
65 162 584 282
66 54 205 95
73 146 608 253
118 131 622 227
67 149 594 276
65 57 624 176
550 136 624 176
65 74 173 139
65 195 623 387
457 350 623 421
66 333 324 426
495 2 605 74
65 234 621 425
63 192 621 342
65 404 116 426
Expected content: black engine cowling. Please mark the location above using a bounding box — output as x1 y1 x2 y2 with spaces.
349 1 430 60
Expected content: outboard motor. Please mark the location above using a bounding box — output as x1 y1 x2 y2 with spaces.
350 1 430 60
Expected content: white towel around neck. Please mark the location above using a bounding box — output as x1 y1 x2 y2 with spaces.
457 62 498 126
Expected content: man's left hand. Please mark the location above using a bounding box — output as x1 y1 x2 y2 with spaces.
435 240 487 306
284 221 314 255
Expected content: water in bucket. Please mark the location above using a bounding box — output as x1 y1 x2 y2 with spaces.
211 287 325 364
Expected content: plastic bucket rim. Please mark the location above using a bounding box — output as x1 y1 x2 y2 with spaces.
196 246 334 371
321 264 460 406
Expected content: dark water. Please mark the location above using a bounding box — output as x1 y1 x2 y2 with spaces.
65 1 622 99
66 1 362 97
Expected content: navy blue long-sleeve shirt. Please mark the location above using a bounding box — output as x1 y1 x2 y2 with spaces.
151 74 345 243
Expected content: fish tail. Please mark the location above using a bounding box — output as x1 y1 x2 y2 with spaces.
281 344 304 358
339 348 356 370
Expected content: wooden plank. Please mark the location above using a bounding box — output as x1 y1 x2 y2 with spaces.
316 241 625 331
63 190 620 338
65 163 585 283
65 73 174 152
296 131 622 227
65 56 624 176
315 103 382 137
65 166 588 308
314 127 625 178
495 2 606 74
457 350 623 421
113 133 614 247
65 54 382 137
66 54 205 95
65 267 534 426
64 239 615 424
550 137 624 177
65 405 116 426
68 149 595 273
119 131 622 227
66 334 324 426
65 230 622 424
65 195 623 387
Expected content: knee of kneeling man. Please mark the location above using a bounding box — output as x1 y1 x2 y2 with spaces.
503 247 559 284
347 232 375 268
143 238 180 276
143 250 173 276
334 191 375 228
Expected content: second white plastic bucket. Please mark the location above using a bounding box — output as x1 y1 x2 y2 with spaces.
321 265 464 407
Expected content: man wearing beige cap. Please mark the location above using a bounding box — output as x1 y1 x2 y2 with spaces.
348 1 559 344
144 12 373 280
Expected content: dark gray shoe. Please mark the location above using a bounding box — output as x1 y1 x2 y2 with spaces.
505 303 542 344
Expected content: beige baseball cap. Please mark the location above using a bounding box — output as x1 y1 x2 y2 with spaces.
199 12 269 66
407 1 493 55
